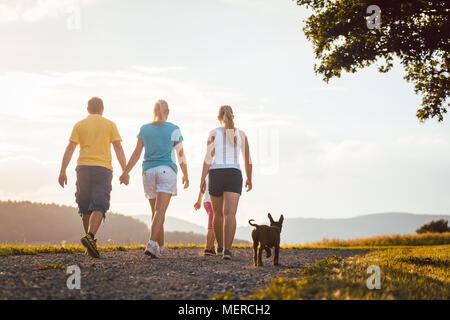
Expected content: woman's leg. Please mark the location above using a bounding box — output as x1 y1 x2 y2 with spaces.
210 195 224 249
149 192 172 244
148 198 164 245
223 192 240 251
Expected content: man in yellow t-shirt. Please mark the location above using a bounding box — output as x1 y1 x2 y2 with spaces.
58 97 127 258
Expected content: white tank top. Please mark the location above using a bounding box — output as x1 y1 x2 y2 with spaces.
210 127 242 170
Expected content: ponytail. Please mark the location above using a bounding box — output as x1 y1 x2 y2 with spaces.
219 105 237 147
152 99 169 126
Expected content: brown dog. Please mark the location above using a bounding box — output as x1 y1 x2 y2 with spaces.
249 213 284 267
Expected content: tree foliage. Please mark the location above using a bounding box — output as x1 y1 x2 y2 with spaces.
416 219 449 234
296 0 449 121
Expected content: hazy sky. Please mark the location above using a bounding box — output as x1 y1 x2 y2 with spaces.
0 0 449 227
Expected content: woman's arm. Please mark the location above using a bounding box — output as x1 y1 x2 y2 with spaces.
174 141 189 189
241 130 253 192
200 130 216 193
120 138 144 185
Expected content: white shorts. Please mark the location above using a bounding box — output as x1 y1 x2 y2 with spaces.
143 165 177 199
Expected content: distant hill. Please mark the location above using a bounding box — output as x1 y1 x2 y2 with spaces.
133 214 207 234
235 212 450 244
2 201 446 245
0 201 249 245
136 212 450 245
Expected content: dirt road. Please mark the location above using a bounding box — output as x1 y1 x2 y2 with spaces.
0 248 366 299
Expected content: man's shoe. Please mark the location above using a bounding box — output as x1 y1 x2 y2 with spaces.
144 243 161 258
204 249 216 256
216 247 223 256
223 250 232 260
81 233 100 258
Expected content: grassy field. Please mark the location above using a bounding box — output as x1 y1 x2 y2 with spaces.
1 233 449 256
0 243 204 256
248 245 450 300
304 232 450 247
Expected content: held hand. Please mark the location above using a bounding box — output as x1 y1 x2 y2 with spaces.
182 176 189 189
194 201 201 211
119 173 130 186
58 172 67 188
245 179 252 192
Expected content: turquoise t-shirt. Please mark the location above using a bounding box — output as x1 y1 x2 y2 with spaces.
137 122 183 174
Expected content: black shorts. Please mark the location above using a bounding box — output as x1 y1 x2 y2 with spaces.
208 168 243 197
75 165 113 218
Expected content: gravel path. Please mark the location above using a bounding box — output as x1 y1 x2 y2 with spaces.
0 248 367 300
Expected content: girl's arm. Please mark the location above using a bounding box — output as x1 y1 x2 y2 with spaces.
194 190 204 210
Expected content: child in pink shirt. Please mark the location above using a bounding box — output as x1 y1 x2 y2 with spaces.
194 178 216 256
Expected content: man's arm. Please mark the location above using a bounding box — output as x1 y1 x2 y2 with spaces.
58 141 78 188
119 138 144 185
112 140 127 172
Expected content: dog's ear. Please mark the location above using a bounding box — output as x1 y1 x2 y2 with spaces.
279 214 284 224
268 213 274 223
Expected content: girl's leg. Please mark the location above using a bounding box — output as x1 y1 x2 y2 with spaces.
210 195 224 249
149 192 172 243
223 192 240 250
205 202 216 250
206 229 215 250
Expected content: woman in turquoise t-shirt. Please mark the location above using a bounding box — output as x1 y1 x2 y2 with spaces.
120 100 189 258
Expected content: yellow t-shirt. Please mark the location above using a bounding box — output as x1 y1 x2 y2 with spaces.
69 114 122 170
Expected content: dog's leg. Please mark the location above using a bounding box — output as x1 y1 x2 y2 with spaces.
258 244 264 267
253 241 258 267
274 245 280 266
265 246 271 258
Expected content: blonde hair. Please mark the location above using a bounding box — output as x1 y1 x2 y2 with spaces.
218 105 237 146
152 99 169 126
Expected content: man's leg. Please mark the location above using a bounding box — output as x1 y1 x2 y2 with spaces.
88 211 103 236
223 192 240 251
82 214 90 234
211 195 224 250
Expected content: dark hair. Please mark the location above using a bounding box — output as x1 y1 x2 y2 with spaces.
87 97 104 114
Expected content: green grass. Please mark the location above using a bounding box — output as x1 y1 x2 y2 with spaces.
2 232 449 256
38 260 67 270
305 232 450 247
0 243 213 256
248 245 450 300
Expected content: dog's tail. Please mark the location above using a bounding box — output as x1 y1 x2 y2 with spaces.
248 219 259 227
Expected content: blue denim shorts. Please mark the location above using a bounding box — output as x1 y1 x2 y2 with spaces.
75 165 113 218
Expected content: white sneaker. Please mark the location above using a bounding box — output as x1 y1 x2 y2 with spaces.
159 245 167 256
144 243 161 258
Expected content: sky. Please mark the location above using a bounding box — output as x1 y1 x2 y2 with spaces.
0 0 449 227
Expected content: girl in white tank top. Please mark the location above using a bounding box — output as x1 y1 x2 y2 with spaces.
210 127 243 170
199 105 253 261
